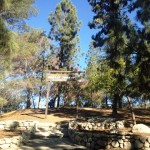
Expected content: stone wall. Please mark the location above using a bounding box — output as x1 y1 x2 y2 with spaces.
68 118 150 150
0 120 39 131
0 135 22 149
0 120 38 149
0 120 63 149
0 130 32 149
69 117 126 131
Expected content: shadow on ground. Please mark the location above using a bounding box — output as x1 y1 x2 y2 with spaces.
14 107 150 126
19 137 87 150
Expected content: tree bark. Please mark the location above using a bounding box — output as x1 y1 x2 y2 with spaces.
38 86 42 109
57 95 60 109
31 93 36 109
105 94 108 108
91 90 94 108
26 88 31 109
57 84 62 109
118 96 123 108
127 96 136 125
38 52 45 109
112 94 118 116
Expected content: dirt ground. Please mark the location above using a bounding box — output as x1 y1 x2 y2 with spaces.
0 107 150 124
0 107 150 138
0 130 21 139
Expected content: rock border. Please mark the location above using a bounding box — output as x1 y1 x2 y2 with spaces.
0 120 68 149
0 120 37 149
68 118 150 150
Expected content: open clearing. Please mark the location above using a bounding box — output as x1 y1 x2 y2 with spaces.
0 107 150 138
0 107 150 124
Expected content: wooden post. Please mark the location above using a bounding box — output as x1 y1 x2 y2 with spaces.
45 81 51 119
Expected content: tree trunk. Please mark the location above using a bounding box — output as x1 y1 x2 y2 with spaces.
26 89 31 109
144 102 147 109
38 51 45 109
143 98 147 109
118 97 123 108
53 95 57 108
127 96 136 125
91 90 94 108
112 94 118 116
105 94 108 108
57 84 62 109
31 93 36 109
57 95 60 109
38 86 42 109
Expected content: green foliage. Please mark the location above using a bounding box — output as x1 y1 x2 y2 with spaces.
0 0 37 26
48 0 81 68
0 0 37 68
126 0 150 97
0 18 19 57
87 0 150 113
0 80 24 111
88 0 130 113
0 96 7 108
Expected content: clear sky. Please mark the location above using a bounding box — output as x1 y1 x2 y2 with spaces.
26 0 97 70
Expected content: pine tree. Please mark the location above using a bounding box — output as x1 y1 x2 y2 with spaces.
48 0 81 69
126 0 150 107
0 0 37 64
132 0 150 96
88 0 129 115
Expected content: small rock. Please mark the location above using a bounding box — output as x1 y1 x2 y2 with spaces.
0 143 10 149
111 141 119 148
147 137 150 143
110 129 118 134
74 135 81 142
86 142 91 147
144 141 149 148
120 143 124 148
139 137 146 143
0 139 5 144
4 138 11 144
124 141 132 149
0 125 4 130
135 140 144 149
116 121 124 129
118 139 124 144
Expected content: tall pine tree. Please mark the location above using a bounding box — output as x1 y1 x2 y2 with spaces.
88 0 129 115
48 0 81 69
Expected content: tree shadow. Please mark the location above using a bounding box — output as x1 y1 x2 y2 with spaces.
21 113 45 119
47 107 112 120
21 137 86 150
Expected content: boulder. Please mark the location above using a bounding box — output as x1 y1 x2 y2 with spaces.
132 124 150 134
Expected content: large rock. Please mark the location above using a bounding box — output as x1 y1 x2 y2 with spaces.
132 124 150 134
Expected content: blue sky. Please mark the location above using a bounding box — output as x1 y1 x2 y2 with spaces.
26 0 97 70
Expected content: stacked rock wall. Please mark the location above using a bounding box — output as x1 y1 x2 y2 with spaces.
0 120 65 149
0 120 38 149
0 136 22 149
69 117 125 131
0 120 38 131
68 118 150 150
